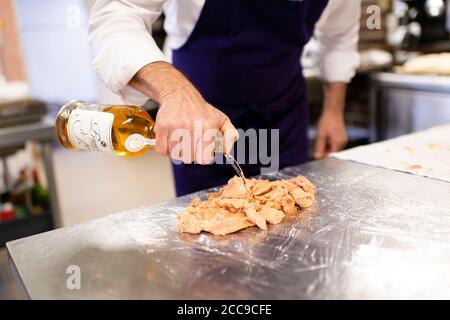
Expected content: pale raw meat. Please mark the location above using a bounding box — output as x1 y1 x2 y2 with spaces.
289 188 315 208
291 176 316 194
178 201 255 236
178 175 316 236
251 181 272 196
281 195 297 215
216 198 267 230
221 177 249 198
260 207 285 225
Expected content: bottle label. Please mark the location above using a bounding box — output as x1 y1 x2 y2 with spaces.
67 109 115 155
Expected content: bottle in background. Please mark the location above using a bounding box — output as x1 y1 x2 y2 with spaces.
30 169 48 215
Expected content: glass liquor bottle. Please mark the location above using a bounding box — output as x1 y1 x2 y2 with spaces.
55 100 156 158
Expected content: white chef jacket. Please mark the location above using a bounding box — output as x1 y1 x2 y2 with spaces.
88 0 361 105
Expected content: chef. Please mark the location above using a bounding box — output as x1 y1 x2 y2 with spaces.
88 0 361 196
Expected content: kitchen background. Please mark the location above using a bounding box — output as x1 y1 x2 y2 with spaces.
0 0 450 246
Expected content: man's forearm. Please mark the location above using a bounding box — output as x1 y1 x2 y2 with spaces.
322 82 347 115
314 82 349 159
129 61 200 103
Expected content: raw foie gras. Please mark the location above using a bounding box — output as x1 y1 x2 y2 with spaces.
178 176 316 236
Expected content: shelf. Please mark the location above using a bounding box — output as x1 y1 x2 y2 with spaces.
0 212 53 246
0 117 55 149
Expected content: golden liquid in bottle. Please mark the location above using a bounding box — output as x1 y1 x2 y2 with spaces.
55 105 156 158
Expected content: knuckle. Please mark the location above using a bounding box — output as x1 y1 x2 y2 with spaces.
180 119 191 129
201 119 213 129
167 120 179 130
154 123 163 133
158 122 170 132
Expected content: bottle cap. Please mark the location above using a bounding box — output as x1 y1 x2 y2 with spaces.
125 134 155 153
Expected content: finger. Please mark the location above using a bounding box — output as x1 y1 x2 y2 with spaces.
194 136 203 164
329 140 341 153
190 121 201 164
181 131 194 164
330 135 348 153
220 117 239 154
340 135 349 150
324 140 333 157
168 130 183 161
154 125 169 156
199 128 217 165
314 134 327 159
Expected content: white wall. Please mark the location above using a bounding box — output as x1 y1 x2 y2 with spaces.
14 0 175 227
16 0 98 103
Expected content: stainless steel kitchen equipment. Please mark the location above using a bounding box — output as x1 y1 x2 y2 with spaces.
369 72 450 141
0 100 46 128
6 159 450 299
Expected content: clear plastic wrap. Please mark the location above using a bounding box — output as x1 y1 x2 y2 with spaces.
7 159 450 299
110 159 450 299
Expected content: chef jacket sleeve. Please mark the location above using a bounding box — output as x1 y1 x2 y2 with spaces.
88 0 167 95
314 0 361 83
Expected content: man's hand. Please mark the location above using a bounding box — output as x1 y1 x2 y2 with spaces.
314 110 348 159
129 62 238 164
314 82 348 159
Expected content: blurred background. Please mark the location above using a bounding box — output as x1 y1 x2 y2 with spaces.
0 0 450 246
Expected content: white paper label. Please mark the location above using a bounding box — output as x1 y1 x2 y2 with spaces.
67 109 115 155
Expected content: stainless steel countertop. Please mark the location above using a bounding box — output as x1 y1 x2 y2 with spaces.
6 159 450 299
371 72 450 93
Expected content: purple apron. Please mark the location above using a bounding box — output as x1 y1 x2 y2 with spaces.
171 0 329 196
